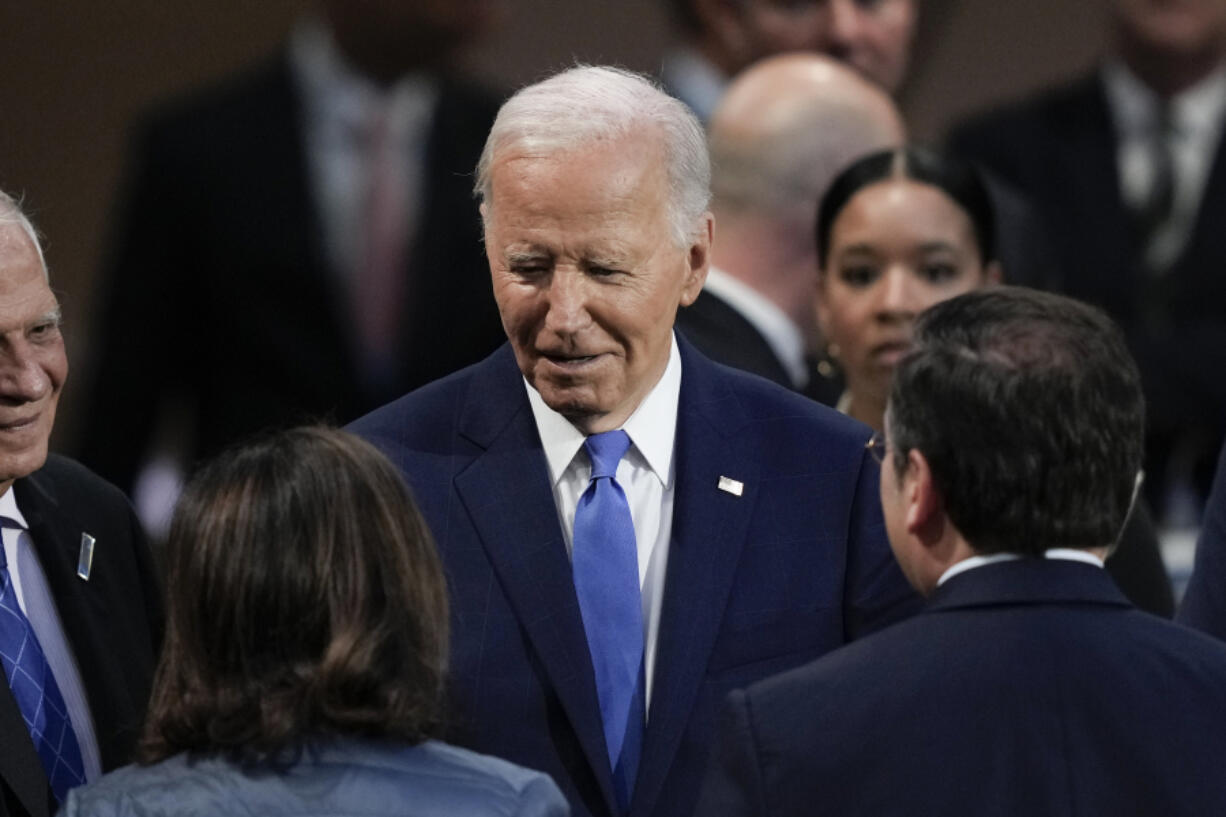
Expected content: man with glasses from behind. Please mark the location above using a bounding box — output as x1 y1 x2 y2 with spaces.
698 287 1226 816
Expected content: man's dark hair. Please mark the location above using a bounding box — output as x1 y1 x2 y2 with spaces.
139 426 449 764
886 287 1145 556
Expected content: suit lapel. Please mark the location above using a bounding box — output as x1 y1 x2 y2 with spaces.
631 342 761 816
452 349 618 813
14 472 139 772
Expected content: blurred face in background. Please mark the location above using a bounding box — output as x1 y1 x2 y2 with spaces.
816 177 1000 427
323 0 504 81
1111 0 1226 62
705 0 916 93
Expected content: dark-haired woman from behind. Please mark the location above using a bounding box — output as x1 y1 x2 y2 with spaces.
814 145 1173 617
62 427 568 816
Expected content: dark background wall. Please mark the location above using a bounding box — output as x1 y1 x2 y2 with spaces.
0 0 1108 439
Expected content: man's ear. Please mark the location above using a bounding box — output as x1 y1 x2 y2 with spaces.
904 448 944 547
679 212 714 307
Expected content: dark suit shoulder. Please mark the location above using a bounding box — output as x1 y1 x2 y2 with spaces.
23 455 139 519
947 72 1104 178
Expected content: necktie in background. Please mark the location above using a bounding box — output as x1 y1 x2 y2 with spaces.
572 430 645 812
1134 100 1178 275
355 100 409 395
0 521 85 804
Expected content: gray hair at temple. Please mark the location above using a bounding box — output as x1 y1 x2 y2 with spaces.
0 191 48 280
474 65 711 248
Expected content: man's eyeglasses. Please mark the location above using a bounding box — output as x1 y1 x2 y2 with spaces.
865 431 887 465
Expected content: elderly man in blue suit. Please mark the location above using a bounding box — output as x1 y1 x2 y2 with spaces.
698 287 1226 816
350 65 918 817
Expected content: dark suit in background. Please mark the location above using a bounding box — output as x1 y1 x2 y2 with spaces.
78 52 504 496
0 456 162 817
698 559 1226 817
675 291 841 406
350 339 919 817
948 72 1226 512
1178 441 1226 638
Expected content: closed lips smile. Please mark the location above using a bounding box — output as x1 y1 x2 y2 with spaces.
0 416 38 431
543 353 600 365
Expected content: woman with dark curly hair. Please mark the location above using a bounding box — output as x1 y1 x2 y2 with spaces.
63 427 567 816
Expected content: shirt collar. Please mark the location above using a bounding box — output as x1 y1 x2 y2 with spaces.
0 487 26 530
1103 58 1226 139
702 267 808 388
526 333 682 489
937 549 1105 587
660 46 728 123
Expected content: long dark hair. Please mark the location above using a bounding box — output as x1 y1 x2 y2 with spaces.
817 145 997 269
139 427 448 764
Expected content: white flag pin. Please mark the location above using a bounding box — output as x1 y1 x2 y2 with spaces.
718 476 744 497
77 533 96 581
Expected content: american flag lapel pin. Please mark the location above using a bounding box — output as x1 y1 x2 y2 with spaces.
77 533 95 581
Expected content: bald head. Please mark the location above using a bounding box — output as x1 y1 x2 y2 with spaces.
703 54 903 335
709 53 904 220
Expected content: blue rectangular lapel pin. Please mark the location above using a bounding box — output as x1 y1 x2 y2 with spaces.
77 532 95 581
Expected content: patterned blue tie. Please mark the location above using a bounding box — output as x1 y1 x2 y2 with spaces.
0 529 86 804
572 430 645 812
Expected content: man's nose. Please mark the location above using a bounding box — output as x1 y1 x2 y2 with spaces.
825 0 865 46
543 270 591 333
0 346 50 402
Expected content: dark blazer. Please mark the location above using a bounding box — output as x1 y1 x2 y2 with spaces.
675 291 841 406
78 52 506 494
349 338 920 817
1178 440 1226 638
0 456 163 817
948 71 1226 504
698 559 1226 817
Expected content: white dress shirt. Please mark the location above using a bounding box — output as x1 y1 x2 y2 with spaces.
525 336 682 712
702 267 809 389
0 487 101 780
290 18 437 283
1103 60 1226 271
938 549 1106 587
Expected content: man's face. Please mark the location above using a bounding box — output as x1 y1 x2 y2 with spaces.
729 0 916 93
0 224 66 494
1112 0 1226 60
484 135 710 434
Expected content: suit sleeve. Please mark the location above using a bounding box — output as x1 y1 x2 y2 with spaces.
842 450 922 640
1179 443 1226 639
693 689 770 817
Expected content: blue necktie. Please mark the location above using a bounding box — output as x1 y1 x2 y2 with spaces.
0 528 85 804
572 430 645 812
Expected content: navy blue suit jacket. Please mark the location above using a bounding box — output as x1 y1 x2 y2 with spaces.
350 338 918 817
698 559 1226 817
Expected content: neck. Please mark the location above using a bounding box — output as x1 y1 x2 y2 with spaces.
711 214 818 338
845 389 887 432
1116 39 1225 98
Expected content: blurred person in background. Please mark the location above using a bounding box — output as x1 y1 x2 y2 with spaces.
949 0 1226 525
63 427 568 817
696 287 1226 817
78 0 508 534
0 192 161 817
814 146 1173 615
675 53 903 404
659 0 916 122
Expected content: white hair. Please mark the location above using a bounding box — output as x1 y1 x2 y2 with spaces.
0 190 48 279
474 65 711 247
